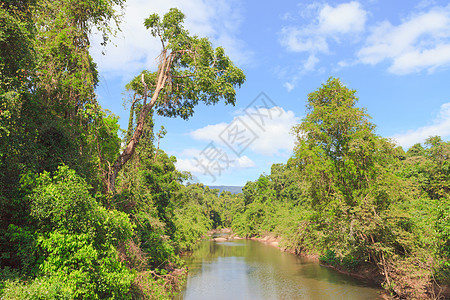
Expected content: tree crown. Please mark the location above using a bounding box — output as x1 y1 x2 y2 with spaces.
127 8 245 120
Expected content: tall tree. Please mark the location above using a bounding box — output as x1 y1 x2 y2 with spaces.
34 0 124 117
0 0 37 241
292 77 390 206
29 0 125 188
0 0 125 268
107 8 245 192
292 78 410 288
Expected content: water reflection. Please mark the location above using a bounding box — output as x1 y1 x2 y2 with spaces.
178 239 383 300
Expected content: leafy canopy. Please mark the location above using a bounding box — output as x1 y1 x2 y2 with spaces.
292 77 395 206
127 8 245 120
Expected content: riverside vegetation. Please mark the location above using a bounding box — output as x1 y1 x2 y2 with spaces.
0 2 242 299
193 78 450 299
0 1 449 300
228 79 450 299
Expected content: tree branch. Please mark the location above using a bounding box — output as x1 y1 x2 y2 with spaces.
107 49 172 193
171 69 226 79
141 73 148 105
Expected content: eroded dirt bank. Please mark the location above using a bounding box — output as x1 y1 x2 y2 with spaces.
206 229 450 299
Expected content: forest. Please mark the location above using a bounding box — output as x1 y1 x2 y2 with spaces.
1 0 449 299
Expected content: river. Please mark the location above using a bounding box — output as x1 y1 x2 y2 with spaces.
177 238 384 300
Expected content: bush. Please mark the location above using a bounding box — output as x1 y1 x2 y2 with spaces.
0 165 138 299
29 165 98 234
435 196 450 283
173 202 212 251
320 250 339 266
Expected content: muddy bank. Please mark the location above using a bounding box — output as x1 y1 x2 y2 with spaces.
249 235 280 248
205 229 449 299
249 234 384 286
207 228 244 241
209 229 390 298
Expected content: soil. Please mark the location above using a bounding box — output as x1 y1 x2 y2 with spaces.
206 229 450 299
209 229 390 298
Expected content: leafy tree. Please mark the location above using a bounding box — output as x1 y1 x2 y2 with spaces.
290 78 425 293
114 111 188 268
269 162 304 205
403 137 450 200
222 78 449 298
407 143 425 157
436 195 450 282
292 77 392 207
173 184 213 251
0 0 37 233
33 0 124 115
108 8 245 192
1 3 243 298
1 0 125 271
2 165 136 299
30 0 125 187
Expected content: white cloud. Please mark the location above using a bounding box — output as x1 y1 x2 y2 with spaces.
237 155 256 168
278 2 367 90
174 149 255 177
190 123 227 141
280 1 367 54
175 157 203 174
280 27 329 53
304 54 319 71
389 44 450 74
90 0 251 81
283 82 295 92
337 60 352 68
358 5 450 74
318 2 367 34
179 148 202 157
392 102 450 148
281 54 319 91
190 106 299 156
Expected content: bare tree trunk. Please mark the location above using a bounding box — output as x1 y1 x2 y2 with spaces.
107 54 172 193
153 137 160 163
107 103 152 192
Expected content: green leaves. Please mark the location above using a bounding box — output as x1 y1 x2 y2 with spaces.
293 77 392 207
30 165 97 233
130 8 245 120
285 78 435 291
144 13 160 31
173 201 212 251
436 196 450 281
110 7 245 192
402 137 450 200
35 230 134 299
0 164 138 298
0 2 208 299
144 8 186 41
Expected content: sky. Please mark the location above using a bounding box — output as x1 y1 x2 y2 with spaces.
90 0 450 186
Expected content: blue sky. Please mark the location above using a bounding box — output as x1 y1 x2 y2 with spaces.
90 0 450 186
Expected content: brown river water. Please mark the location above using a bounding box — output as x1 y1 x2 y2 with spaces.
177 238 384 300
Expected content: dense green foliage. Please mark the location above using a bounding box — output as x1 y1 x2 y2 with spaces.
107 7 245 192
227 78 450 299
1 1 448 298
0 4 240 299
141 8 245 120
2 166 135 299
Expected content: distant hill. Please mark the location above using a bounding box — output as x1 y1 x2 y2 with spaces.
207 185 243 194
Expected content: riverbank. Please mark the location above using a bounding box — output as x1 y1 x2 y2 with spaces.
249 234 386 291
207 229 450 299
207 229 392 298
181 231 384 299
